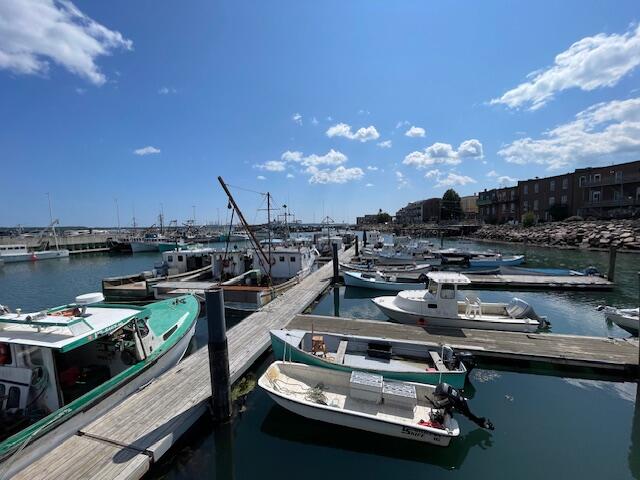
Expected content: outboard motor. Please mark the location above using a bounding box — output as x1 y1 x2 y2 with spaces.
432 383 494 430
583 266 600 276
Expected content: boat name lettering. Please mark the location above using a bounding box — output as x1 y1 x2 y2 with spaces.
401 426 424 438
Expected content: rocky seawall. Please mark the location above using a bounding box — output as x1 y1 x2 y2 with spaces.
471 220 640 250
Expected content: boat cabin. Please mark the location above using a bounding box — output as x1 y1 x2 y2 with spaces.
0 294 159 442
161 247 215 276
0 245 28 255
417 272 472 317
252 246 316 280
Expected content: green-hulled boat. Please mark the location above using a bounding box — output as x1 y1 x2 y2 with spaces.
270 329 468 389
0 293 199 477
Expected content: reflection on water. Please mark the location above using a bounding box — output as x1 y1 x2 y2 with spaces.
630 386 640 479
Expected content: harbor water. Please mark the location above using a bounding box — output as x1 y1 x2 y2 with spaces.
0 239 639 479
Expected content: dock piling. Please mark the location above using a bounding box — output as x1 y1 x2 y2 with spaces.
363 229 367 247
332 243 339 284
608 246 617 281
354 236 359 256
205 288 232 422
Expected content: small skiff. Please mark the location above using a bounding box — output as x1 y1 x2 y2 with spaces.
602 306 639 335
468 254 525 268
340 262 432 275
343 270 425 291
259 361 460 446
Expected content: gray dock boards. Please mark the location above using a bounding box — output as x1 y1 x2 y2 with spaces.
288 314 639 374
14 249 354 480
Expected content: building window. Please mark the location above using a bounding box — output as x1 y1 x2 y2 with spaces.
550 180 555 192
579 176 586 186
502 204 506 212
523 200 528 211
593 173 601 183
549 196 555 206
614 190 621 201
510 190 515 200
562 178 568 190
510 203 515 213
591 191 601 203
523 185 528 195
534 183 539 194
561 195 567 204
279 256 285 262
615 171 623 182
533 200 539 211
290 256 296 262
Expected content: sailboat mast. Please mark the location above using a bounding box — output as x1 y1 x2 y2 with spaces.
267 192 272 280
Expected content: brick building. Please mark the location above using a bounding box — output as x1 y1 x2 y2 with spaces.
519 172 572 221
477 186 518 223
395 198 442 224
460 194 478 219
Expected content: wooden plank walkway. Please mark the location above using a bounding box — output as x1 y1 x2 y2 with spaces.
287 314 639 376
13 249 354 480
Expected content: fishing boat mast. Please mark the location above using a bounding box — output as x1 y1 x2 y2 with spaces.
267 192 272 280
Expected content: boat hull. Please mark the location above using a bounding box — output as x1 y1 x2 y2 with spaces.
270 332 466 388
343 271 425 292
265 389 452 446
130 241 159 253
372 297 540 333
605 308 639 334
0 298 199 478
469 255 525 268
1 249 70 263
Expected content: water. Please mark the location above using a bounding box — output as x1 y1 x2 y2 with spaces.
0 239 639 479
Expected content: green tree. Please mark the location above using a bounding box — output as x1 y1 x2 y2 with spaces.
376 208 392 224
441 189 462 220
522 211 536 227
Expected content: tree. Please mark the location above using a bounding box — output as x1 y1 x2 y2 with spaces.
522 211 536 227
441 189 462 220
376 209 392 224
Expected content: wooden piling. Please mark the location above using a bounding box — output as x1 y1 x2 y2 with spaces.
362 228 367 247
354 236 359 256
205 288 231 422
608 246 617 281
332 242 339 284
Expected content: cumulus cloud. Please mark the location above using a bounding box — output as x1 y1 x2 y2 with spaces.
0 0 132 85
365 183 374 187
405 126 426 138
395 120 410 129
286 173 294 179
326 123 380 142
366 166 379 171
395 171 409 189
486 170 498 177
256 160 286 171
497 175 517 185
134 146 160 156
498 97 640 169
435 173 477 188
377 140 392 148
292 113 303 125
403 139 483 168
311 117 319 125
257 175 266 180
424 169 441 179
307 165 364 184
491 25 640 110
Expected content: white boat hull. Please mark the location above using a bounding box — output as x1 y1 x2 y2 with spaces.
343 271 425 291
3 322 196 478
372 296 541 332
605 308 639 334
130 241 159 253
266 390 453 446
1 249 70 263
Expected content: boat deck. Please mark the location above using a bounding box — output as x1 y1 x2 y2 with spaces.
12 248 355 480
287 315 639 377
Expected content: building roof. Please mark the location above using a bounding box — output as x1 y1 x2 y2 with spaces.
426 271 471 284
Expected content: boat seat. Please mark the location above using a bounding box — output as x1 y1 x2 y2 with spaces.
428 351 448 372
311 335 327 358
335 341 348 365
465 294 482 318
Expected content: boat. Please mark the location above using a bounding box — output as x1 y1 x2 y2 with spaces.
468 254 525 268
0 244 70 263
372 272 548 332
0 293 199 477
130 232 178 253
601 306 639 335
340 261 432 275
270 329 468 388
259 361 460 445
343 270 425 291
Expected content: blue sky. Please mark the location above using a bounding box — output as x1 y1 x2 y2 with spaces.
1 0 639 226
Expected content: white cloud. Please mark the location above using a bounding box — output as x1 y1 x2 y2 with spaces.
395 120 410 129
366 165 379 171
281 150 303 163
134 146 160 156
286 173 294 179
497 175 517 185
257 175 266 181
424 169 441 179
498 97 640 169
0 0 132 85
491 25 640 110
292 113 302 125
75 87 86 95
158 86 177 95
311 117 319 125
326 123 380 142
395 171 409 189
377 140 392 148
435 173 477 188
358 109 371 115
326 116 333 122
403 139 484 168
299 149 347 167
405 126 426 138
306 165 364 184
365 183 374 187
256 160 286 172
486 170 498 177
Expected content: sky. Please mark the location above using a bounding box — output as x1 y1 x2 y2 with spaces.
1 0 640 227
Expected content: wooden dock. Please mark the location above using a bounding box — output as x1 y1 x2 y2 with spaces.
12 248 355 480
287 315 639 377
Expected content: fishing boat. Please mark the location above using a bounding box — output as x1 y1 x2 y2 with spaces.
372 272 548 332
601 306 639 335
0 244 70 263
468 254 525 268
0 293 199 477
343 271 425 291
130 232 177 253
270 329 468 388
340 261 432 275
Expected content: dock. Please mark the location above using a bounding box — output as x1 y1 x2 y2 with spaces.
12 249 355 480
287 315 639 377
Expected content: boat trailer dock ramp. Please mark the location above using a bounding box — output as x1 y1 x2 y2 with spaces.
12 249 355 480
288 315 639 378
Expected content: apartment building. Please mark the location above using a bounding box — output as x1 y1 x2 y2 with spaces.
477 186 518 223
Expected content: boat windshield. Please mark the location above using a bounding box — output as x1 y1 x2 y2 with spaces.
427 280 438 295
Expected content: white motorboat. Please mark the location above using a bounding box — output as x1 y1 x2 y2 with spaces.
340 261 432 275
259 361 462 446
343 271 425 291
372 272 548 332
602 306 639 335
0 244 70 263
468 254 525 268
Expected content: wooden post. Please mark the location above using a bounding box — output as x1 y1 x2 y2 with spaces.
440 231 444 248
363 228 367 247
205 288 231 422
332 242 339 284
607 246 617 281
354 236 359 256
333 286 340 317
